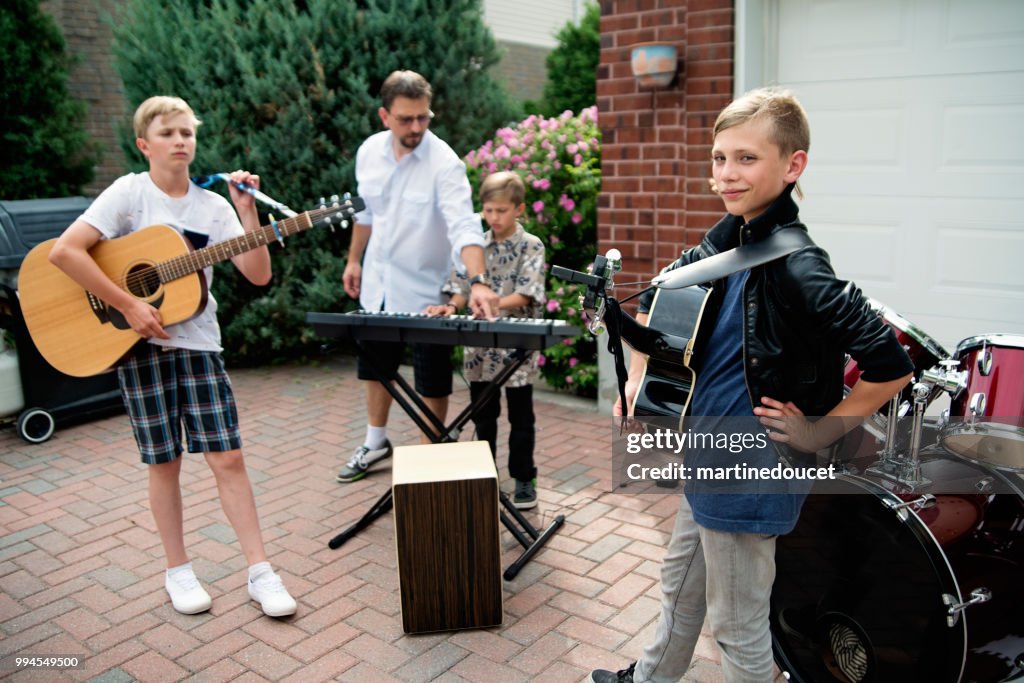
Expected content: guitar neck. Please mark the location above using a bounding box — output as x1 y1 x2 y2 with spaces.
155 207 325 282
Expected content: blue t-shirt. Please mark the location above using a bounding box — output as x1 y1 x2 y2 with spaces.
685 271 806 535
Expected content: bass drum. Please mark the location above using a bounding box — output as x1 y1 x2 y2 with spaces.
771 457 1024 683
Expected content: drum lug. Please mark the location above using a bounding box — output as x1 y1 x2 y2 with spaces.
968 392 987 419
977 342 993 376
883 493 935 522
944 587 992 627
975 477 995 494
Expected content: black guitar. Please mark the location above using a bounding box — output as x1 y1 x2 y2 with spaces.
630 285 711 420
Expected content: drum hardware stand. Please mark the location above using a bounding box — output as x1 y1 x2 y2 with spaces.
866 382 934 490
327 345 565 581
943 587 992 627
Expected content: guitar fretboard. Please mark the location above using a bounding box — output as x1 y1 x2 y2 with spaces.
154 198 361 282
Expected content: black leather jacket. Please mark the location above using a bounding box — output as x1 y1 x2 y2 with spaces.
639 185 913 416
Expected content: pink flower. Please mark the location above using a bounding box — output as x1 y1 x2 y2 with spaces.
532 178 551 190
546 299 561 312
532 200 545 213
550 235 560 244
572 213 583 224
569 357 578 367
565 375 574 385
559 195 575 211
537 354 546 367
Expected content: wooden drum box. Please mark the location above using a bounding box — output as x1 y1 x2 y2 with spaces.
392 441 503 633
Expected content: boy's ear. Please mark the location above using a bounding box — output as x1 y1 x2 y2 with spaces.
514 202 526 216
135 137 150 159
784 150 808 184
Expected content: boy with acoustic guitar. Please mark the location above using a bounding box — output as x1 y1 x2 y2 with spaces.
48 96 296 617
588 88 914 682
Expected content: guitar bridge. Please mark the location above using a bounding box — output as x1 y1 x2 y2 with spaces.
86 290 110 324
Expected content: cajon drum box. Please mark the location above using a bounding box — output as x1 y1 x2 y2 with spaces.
392 440 503 634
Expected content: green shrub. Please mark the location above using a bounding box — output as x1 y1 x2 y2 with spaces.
0 0 98 198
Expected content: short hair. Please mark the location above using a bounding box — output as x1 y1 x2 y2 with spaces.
380 70 433 110
479 171 526 206
714 87 810 156
133 96 201 139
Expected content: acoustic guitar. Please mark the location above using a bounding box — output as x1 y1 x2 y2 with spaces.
17 195 362 377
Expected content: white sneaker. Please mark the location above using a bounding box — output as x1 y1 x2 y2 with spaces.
248 566 297 617
165 565 212 614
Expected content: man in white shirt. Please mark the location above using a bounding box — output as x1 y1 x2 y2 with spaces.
339 70 499 482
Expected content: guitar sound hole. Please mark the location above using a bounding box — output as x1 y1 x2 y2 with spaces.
125 264 161 298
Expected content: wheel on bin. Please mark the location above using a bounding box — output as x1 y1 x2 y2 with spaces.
17 407 55 443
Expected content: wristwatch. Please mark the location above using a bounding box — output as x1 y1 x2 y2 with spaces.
468 273 491 288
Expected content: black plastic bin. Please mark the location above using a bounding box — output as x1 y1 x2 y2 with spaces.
0 197 124 443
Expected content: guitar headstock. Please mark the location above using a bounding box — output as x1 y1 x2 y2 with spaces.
316 193 366 232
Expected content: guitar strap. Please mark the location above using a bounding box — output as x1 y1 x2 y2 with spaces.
611 227 814 419
650 227 813 290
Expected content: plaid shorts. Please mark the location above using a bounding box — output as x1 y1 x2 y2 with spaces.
117 345 242 464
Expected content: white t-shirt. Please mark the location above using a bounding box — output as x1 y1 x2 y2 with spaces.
78 172 245 352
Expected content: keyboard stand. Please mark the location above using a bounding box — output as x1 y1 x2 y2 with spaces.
328 345 565 580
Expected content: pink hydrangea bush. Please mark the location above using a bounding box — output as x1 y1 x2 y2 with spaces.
465 107 601 396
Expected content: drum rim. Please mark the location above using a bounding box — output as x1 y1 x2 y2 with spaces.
955 333 1024 355
773 472 968 683
940 423 1024 473
867 298 950 361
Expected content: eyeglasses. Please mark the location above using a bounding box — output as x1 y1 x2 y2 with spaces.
389 110 434 126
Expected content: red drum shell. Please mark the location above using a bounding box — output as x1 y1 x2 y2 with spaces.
844 299 949 412
943 334 1024 471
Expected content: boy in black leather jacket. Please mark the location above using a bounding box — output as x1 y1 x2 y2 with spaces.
590 88 913 683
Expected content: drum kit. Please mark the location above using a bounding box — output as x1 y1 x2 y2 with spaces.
772 300 1024 683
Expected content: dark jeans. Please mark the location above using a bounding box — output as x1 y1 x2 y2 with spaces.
469 382 536 482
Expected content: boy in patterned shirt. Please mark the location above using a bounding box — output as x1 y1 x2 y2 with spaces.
426 171 546 508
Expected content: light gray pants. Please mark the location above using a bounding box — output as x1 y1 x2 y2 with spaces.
635 496 777 683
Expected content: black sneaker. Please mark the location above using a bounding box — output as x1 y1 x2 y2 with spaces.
513 478 537 510
589 662 635 683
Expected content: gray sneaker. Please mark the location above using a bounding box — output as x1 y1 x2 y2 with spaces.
337 440 393 482
513 478 537 510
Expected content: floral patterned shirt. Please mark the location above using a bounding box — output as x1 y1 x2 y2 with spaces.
442 223 546 387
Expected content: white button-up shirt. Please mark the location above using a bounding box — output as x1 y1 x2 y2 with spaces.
354 129 484 313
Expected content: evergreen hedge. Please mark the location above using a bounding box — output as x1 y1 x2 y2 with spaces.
110 0 518 364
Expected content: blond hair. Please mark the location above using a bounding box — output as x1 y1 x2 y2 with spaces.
714 87 810 155
133 96 201 139
479 171 526 206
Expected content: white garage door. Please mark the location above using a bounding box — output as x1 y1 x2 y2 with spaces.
749 0 1024 353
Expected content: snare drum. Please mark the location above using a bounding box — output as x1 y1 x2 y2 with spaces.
942 335 1024 472
844 299 950 413
771 456 1024 683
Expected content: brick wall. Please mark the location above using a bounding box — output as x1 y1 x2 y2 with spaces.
42 0 128 197
596 0 734 303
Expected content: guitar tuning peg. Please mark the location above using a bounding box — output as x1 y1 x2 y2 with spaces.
319 196 326 208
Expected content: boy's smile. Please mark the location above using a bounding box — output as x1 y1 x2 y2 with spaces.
711 118 806 224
